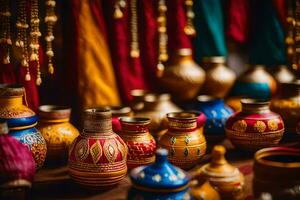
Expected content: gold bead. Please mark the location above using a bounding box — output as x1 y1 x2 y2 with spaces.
156 63 165 77
25 73 31 81
184 26 196 36
114 7 123 19
130 49 140 58
21 59 29 67
30 53 39 61
2 55 10 64
36 77 42 86
159 53 168 62
48 64 54 74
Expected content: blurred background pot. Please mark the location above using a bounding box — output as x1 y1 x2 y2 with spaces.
129 89 148 112
37 105 79 163
253 147 300 199
190 180 221 200
201 56 236 98
226 99 284 151
111 106 133 134
271 65 295 85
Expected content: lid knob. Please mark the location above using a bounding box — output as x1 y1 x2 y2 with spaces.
155 148 168 164
212 145 227 165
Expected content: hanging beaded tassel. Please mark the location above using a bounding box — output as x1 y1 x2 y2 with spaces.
294 0 300 71
157 0 168 77
16 0 31 81
0 0 12 64
45 0 57 75
184 0 196 36
130 0 140 58
114 0 126 19
286 0 296 67
30 0 42 85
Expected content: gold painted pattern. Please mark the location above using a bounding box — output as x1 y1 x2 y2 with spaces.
267 119 278 131
103 139 118 163
254 121 266 133
75 139 89 161
232 120 247 132
90 141 102 164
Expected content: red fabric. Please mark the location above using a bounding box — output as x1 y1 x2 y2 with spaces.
272 0 287 28
102 0 147 103
0 134 35 185
226 0 250 44
0 64 16 84
139 0 159 90
167 0 192 54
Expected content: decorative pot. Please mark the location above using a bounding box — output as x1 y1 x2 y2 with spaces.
231 65 277 100
158 112 206 170
0 121 35 188
37 105 79 163
225 96 242 112
135 93 181 138
160 48 205 101
194 95 233 143
68 108 128 188
190 181 221 200
128 148 192 200
196 145 245 200
271 81 300 138
119 117 156 169
201 56 236 98
253 147 300 199
271 65 295 85
0 84 47 169
130 89 148 112
111 106 133 134
226 99 284 151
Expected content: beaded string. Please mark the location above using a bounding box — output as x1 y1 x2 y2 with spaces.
45 0 57 75
114 0 126 19
157 0 168 77
130 0 140 58
184 0 196 36
286 0 296 68
294 0 300 70
30 0 42 85
16 0 31 81
0 0 12 64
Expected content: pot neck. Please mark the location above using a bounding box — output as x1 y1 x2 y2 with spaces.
120 120 150 133
0 96 23 106
241 100 270 114
83 109 113 135
197 96 223 106
167 113 198 132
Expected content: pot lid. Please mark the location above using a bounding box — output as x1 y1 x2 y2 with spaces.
201 145 239 178
130 148 190 192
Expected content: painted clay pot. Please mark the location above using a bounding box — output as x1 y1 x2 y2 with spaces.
68 108 128 188
190 181 221 200
194 95 233 143
119 117 156 169
201 56 236 98
111 106 133 134
231 65 277 100
135 93 181 138
271 81 300 138
130 89 148 112
160 48 205 101
0 84 47 169
158 112 206 170
226 99 284 151
271 65 295 85
253 147 300 199
37 105 79 162
128 148 192 200
196 145 245 200
225 96 242 112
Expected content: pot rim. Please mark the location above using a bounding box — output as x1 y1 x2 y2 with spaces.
240 98 269 105
167 112 198 120
131 89 148 97
84 107 112 119
144 93 171 102
39 105 71 113
255 147 300 168
197 95 221 103
202 56 226 64
120 117 150 124
110 106 132 116
0 84 25 97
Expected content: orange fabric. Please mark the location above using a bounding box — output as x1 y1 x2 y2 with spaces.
76 0 120 108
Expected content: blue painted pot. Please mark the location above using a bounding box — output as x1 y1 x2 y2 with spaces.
193 95 233 143
128 149 193 200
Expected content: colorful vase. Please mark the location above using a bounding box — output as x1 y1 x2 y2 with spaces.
68 108 128 188
128 148 192 200
193 95 233 143
37 105 79 163
201 56 236 98
196 145 245 200
0 121 35 188
119 117 156 169
230 65 277 100
130 89 148 112
135 93 181 138
270 81 300 138
158 112 206 170
253 147 300 199
160 48 205 101
226 99 284 151
0 84 46 169
111 106 133 134
190 181 221 200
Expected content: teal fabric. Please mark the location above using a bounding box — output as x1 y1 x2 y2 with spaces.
231 81 271 100
193 0 227 63
248 0 287 65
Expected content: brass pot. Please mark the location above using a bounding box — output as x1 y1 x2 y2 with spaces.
272 65 295 85
160 48 205 101
253 147 300 199
195 145 245 200
190 180 221 200
135 93 181 138
271 80 300 138
130 89 148 112
201 56 236 98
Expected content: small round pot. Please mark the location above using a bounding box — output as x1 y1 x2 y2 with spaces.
158 112 206 170
129 89 148 112
110 106 133 134
37 105 79 163
226 99 284 151
119 117 156 169
253 147 300 199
